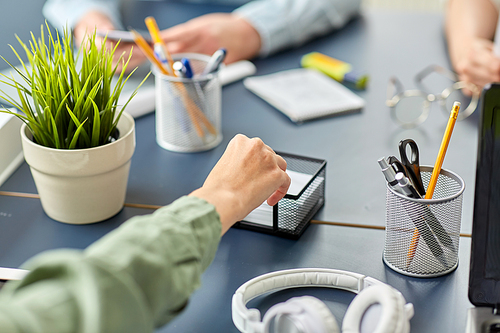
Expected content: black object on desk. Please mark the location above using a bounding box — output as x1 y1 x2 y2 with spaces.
234 152 326 239
467 83 500 332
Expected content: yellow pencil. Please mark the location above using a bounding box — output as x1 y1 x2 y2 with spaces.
130 30 169 75
406 101 461 268
145 16 175 75
131 29 206 137
136 22 218 137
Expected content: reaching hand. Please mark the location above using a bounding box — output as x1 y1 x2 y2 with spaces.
190 134 291 234
159 13 261 64
73 10 147 73
454 38 500 93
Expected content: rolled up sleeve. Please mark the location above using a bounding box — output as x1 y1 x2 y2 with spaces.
234 0 361 56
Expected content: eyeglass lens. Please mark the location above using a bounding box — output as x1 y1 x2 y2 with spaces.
394 96 429 125
444 89 474 117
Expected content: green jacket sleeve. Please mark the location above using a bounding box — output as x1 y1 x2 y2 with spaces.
0 196 222 333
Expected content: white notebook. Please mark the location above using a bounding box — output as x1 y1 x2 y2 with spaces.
244 68 364 123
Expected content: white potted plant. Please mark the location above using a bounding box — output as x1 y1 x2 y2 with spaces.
0 25 147 224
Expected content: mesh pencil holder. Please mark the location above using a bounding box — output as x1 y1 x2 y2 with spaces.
383 166 465 278
153 53 222 152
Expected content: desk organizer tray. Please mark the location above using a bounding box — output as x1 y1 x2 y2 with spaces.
235 152 326 239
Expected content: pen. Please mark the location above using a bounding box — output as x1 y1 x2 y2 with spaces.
142 17 218 137
395 173 449 268
131 29 207 137
181 58 194 79
395 172 420 198
130 30 169 75
178 58 207 107
395 173 456 252
378 157 405 195
172 61 183 77
406 101 461 267
202 48 227 75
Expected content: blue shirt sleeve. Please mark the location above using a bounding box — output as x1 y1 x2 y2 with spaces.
234 0 362 56
43 0 361 57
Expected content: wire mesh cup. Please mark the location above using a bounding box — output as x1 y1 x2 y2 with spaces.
153 53 222 152
383 166 465 277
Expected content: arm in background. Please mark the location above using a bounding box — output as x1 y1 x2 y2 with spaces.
445 0 500 92
44 0 361 66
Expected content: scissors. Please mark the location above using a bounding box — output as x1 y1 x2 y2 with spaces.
398 139 426 196
387 155 408 177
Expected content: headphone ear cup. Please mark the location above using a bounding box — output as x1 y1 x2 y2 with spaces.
263 296 340 333
297 296 340 333
342 285 410 333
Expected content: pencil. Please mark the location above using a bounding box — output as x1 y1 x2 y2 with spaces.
145 16 175 75
142 18 218 137
406 101 461 269
130 30 169 75
131 30 205 137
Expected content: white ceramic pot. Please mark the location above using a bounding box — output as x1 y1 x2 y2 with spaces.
20 112 136 224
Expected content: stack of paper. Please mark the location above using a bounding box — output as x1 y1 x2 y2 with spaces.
0 110 23 186
243 170 323 228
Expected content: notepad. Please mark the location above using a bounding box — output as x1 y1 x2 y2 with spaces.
244 68 365 123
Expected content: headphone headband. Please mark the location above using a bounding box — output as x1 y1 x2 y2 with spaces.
232 268 392 333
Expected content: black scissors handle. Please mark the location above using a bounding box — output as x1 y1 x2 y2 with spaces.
387 155 407 177
398 139 426 196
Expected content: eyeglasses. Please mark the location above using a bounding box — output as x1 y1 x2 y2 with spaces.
386 65 480 128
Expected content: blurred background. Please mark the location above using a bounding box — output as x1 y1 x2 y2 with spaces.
0 0 445 72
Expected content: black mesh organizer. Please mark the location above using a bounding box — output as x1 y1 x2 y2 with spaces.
234 152 326 239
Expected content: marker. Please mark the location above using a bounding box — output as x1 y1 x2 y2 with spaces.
395 172 421 198
300 52 369 90
378 157 404 195
394 172 449 269
202 48 227 75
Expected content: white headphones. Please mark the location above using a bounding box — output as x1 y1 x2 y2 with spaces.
232 268 414 333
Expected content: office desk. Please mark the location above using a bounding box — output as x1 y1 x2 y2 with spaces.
0 4 475 332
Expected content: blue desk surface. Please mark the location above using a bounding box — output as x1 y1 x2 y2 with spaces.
0 3 476 332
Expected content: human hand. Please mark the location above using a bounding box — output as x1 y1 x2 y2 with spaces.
454 38 500 93
190 134 291 234
159 13 261 64
73 10 147 73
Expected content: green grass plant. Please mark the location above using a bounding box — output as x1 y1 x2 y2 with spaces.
0 23 148 149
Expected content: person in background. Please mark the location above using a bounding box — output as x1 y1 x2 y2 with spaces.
0 134 291 333
445 0 500 92
43 0 361 69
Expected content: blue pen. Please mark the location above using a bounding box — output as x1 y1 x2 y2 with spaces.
202 48 227 75
181 58 194 79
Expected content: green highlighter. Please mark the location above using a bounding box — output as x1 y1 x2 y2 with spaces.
300 52 369 90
